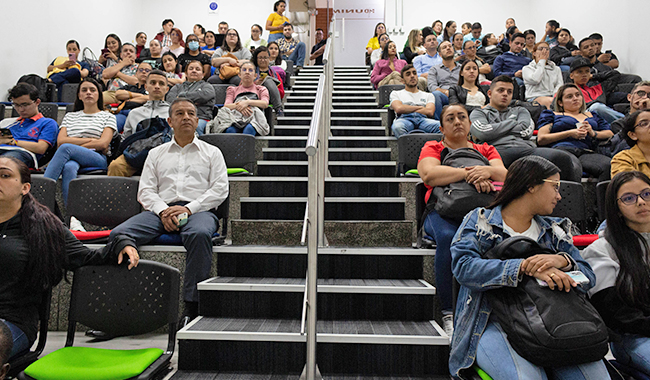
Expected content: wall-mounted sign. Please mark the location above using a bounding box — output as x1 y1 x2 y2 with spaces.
209 2 219 14
332 0 384 20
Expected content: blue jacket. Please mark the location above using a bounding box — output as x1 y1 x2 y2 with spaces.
448 205 596 379
493 51 531 77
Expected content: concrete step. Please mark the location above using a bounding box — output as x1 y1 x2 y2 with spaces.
262 147 391 161
273 125 385 137
241 177 416 197
255 161 396 177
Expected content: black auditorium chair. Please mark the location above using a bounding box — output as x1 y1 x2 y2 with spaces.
12 102 58 121
18 261 180 380
7 289 51 378
378 84 405 130
596 180 610 223
66 177 142 242
396 133 443 176
415 181 435 249
60 83 79 104
199 133 256 175
550 180 598 248
284 59 294 90
29 175 57 213
0 103 5 120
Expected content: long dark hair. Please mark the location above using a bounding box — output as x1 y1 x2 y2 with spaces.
252 46 269 68
373 22 385 37
381 41 396 60
443 20 455 42
74 78 104 112
622 110 650 147
490 156 560 208
267 41 283 65
1 157 67 291
458 59 479 87
162 51 180 75
554 83 586 113
222 28 242 52
104 33 122 57
204 31 217 49
547 20 560 39
604 171 650 309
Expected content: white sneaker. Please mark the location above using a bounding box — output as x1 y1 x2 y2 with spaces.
69 216 86 232
442 314 454 337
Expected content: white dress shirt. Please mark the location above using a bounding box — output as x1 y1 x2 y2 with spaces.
138 136 229 216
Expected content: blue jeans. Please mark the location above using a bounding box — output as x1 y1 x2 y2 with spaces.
109 210 219 302
431 91 449 120
49 68 82 101
268 33 283 43
282 41 306 67
391 112 441 137
423 209 461 314
115 109 131 133
43 143 108 205
197 119 208 135
225 123 257 136
1 320 30 360
477 319 610 380
611 333 650 376
588 103 625 125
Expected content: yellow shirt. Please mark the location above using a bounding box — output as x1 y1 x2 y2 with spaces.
366 37 380 50
47 56 81 78
268 13 290 35
611 144 650 178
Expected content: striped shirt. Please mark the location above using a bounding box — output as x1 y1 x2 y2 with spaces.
60 111 117 139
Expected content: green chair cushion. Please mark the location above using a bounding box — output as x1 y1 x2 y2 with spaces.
405 169 419 176
473 365 494 380
24 346 163 380
227 168 249 175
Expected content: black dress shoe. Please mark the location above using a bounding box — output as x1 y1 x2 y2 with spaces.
85 330 115 341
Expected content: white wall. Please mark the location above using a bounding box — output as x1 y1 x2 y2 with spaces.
384 0 646 79
1 0 646 99
0 0 309 100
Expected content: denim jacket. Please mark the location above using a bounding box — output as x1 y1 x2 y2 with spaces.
448 205 596 379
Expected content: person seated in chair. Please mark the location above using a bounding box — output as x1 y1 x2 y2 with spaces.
580 36 641 88
492 33 531 86
113 62 153 132
278 23 306 69
569 57 625 124
589 33 618 70
109 98 228 325
390 65 440 138
102 43 139 104
611 81 650 134
0 84 58 169
166 60 215 135
108 70 170 177
46 40 90 100
427 41 460 120
413 32 441 91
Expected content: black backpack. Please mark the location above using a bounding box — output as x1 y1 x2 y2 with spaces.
482 236 609 367
118 117 172 170
16 74 52 102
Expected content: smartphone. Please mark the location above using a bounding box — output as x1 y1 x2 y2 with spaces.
177 212 188 227
605 50 612 55
536 271 590 287
0 129 12 137
68 52 77 61
101 48 110 57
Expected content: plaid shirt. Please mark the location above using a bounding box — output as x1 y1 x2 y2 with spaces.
277 37 299 56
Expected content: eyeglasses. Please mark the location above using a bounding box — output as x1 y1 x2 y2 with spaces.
226 33 238 37
240 67 255 73
137 68 152 73
542 179 561 193
12 101 35 109
536 47 550 51
635 120 650 129
633 90 649 99
618 189 650 205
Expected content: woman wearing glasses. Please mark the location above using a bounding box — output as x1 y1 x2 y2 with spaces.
537 83 614 182
450 155 608 380
177 34 212 80
208 28 252 85
582 170 650 377
612 111 650 177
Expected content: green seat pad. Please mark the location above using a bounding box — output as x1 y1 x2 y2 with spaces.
405 169 419 176
227 168 249 175
24 346 163 380
473 365 494 380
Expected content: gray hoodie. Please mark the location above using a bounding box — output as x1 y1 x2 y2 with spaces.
122 100 171 138
469 105 535 149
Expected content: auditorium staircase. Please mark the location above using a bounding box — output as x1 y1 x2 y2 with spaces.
171 66 450 379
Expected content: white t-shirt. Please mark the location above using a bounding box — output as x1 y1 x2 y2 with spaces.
60 111 117 139
389 89 435 110
503 219 541 241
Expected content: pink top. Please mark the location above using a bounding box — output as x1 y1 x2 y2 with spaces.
225 84 270 104
370 58 407 87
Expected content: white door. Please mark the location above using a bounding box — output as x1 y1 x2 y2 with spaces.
334 18 382 66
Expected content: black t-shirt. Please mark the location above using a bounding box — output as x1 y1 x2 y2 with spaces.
122 83 147 95
136 56 163 70
310 39 327 65
177 53 211 72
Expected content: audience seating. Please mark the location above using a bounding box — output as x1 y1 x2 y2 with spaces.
596 180 610 222
60 83 79 104
377 84 405 129
0 103 5 120
396 133 443 176
284 59 294 90
199 133 256 175
19 260 180 380
415 181 435 249
550 180 598 247
30 175 57 213
65 103 75 113
8 289 51 378
11 102 58 121
66 176 142 242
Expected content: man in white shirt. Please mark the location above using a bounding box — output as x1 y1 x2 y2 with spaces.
390 65 440 137
109 98 229 322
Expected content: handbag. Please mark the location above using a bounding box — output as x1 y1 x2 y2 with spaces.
482 236 609 367
219 52 240 80
428 147 497 222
